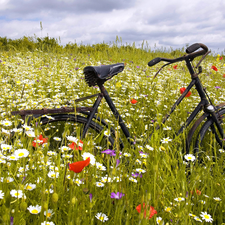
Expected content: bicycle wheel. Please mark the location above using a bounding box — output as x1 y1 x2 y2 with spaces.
13 114 115 157
194 108 225 161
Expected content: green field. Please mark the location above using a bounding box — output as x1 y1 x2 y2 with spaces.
0 37 224 224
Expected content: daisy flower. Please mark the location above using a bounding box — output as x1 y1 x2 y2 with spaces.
96 162 106 171
0 190 4 199
136 168 146 173
41 222 55 225
7 155 19 161
1 144 12 151
174 197 185 202
129 177 138 183
95 212 108 222
194 216 202 222
213 197 221 201
140 153 148 158
14 149 29 158
53 137 61 141
146 145 154 151
184 154 196 162
123 152 131 157
25 130 35 137
27 205 42 214
60 146 71 151
10 190 26 199
96 182 104 187
164 207 172 213
82 152 96 165
1 120 12 127
44 209 54 219
218 149 225 153
47 171 59 179
200 212 213 223
156 217 164 224
67 136 78 143
25 183 36 191
161 137 172 143
74 178 84 186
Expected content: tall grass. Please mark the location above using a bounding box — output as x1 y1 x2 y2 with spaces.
0 36 224 224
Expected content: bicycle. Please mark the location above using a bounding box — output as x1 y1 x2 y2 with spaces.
11 43 225 161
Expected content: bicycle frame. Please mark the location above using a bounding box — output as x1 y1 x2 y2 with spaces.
82 58 224 150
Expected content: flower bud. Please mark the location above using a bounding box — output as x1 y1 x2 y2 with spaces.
20 201 27 211
52 193 58 203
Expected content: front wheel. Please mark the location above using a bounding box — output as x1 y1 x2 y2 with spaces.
194 108 225 161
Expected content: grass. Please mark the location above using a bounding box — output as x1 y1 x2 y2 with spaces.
0 38 224 224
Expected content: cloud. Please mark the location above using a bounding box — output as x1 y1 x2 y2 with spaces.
0 0 225 52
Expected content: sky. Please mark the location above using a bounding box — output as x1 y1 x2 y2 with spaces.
0 0 225 52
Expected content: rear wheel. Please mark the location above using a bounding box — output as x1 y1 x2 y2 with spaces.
13 114 115 157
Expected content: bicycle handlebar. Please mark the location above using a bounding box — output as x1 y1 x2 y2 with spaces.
148 43 208 67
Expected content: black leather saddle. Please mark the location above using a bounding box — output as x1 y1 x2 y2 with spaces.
83 63 124 87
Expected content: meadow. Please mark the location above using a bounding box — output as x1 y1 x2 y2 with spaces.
0 37 224 224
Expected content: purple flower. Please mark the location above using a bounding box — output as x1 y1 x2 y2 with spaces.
215 86 221 88
136 66 140 68
116 159 120 167
132 173 142 178
36 80 39 82
110 192 124 199
74 58 76 61
101 149 116 156
89 193 93 202
75 67 79 70
39 67 42 70
10 217 13 225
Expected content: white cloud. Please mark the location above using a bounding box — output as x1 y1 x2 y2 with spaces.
0 0 225 52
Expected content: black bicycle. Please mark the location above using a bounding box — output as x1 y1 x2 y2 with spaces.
11 43 225 160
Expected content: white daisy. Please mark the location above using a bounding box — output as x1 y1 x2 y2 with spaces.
53 137 61 141
161 137 172 143
96 162 106 171
74 178 84 186
14 149 29 158
200 212 213 223
67 136 78 143
25 130 35 137
95 212 108 222
0 190 4 199
25 183 36 191
184 154 196 162
27 205 42 214
44 209 54 219
82 152 96 165
47 171 59 179
96 182 104 187
1 144 12 151
1 120 12 127
10 190 26 199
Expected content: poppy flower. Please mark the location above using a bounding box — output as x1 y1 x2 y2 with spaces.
173 65 177 69
32 134 48 147
191 189 201 195
69 140 83 150
220 56 223 60
223 74 225 78
211 65 218 71
180 87 191 97
69 157 90 173
136 203 157 219
130 99 138 104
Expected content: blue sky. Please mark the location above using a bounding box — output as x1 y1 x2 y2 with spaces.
0 0 225 52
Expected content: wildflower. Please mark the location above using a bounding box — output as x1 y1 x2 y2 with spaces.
145 145 154 151
14 149 29 158
69 157 90 173
174 197 185 202
173 65 177 69
101 149 116 156
96 162 106 171
7 155 19 161
123 152 131 157
96 182 105 187
184 154 196 162
215 86 221 88
53 137 61 141
164 207 172 213
10 190 25 199
2 128 10 135
136 203 157 219
219 149 225 153
200 212 213 223
136 168 146 173
213 197 221 201
1 144 12 151
25 130 36 137
44 209 54 219
32 134 48 147
74 178 84 186
104 130 110 137
69 140 83 150
0 190 4 199
161 137 172 143
1 120 12 126
156 217 164 224
130 99 138 104
193 216 202 222
47 171 59 179
27 205 42 214
67 136 78 143
41 222 55 225
82 152 96 165
95 212 108 222
25 183 36 191
140 152 148 158
132 172 143 178
180 87 191 97
129 177 138 183
211 65 218 71
60 146 70 151
110 192 124 199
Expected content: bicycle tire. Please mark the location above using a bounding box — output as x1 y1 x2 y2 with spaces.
13 114 115 156
194 108 225 160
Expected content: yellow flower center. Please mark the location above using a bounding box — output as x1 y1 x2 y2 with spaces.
100 216 104 221
18 153 24 157
204 215 210 219
26 186 32 190
31 209 39 214
47 213 51 217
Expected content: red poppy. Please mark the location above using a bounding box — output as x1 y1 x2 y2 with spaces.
130 99 138 104
136 203 157 219
69 157 90 173
191 189 201 195
223 74 225 78
69 140 83 151
180 87 191 97
220 56 223 60
32 134 48 147
173 65 177 69
211 65 218 71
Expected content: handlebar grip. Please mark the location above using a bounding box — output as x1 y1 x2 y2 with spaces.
186 43 201 53
148 57 161 67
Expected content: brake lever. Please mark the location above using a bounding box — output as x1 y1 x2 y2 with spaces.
195 51 211 69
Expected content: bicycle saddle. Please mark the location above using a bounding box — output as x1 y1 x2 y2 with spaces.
83 63 124 87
